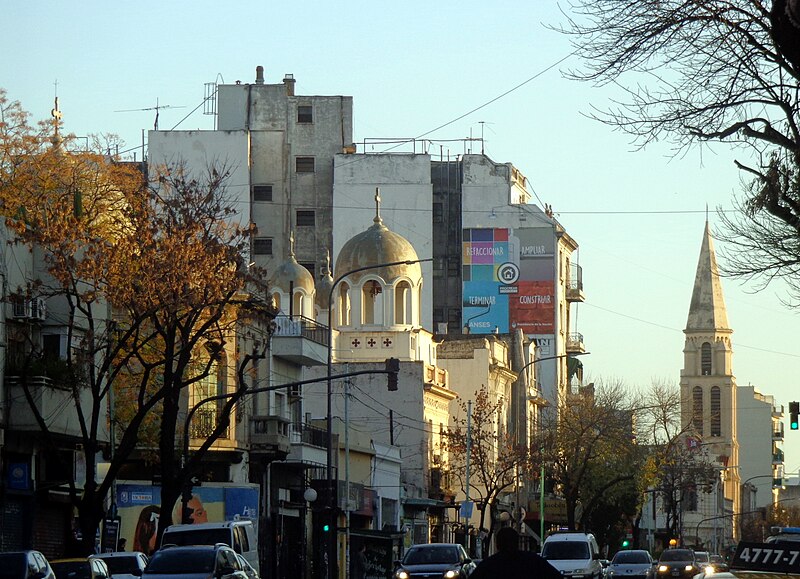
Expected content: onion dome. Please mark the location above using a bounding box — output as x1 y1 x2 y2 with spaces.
270 231 315 293
335 188 421 283
315 250 334 309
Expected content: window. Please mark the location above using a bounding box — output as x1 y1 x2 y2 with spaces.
252 184 273 201
711 386 721 436
395 281 412 325
701 342 712 375
693 386 704 434
297 105 313 123
296 210 315 227
296 156 315 173
253 238 273 255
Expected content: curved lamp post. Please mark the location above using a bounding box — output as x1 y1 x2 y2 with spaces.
324 257 432 579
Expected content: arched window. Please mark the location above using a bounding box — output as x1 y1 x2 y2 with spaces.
701 342 712 375
693 386 704 434
338 283 351 327
711 386 721 436
190 345 228 439
272 292 281 312
292 290 303 317
362 280 383 325
395 281 412 325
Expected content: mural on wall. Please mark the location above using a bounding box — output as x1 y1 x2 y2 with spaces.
462 227 555 336
115 483 259 555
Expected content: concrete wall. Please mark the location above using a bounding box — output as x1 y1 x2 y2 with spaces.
333 153 433 330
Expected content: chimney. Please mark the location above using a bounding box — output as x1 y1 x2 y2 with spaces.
255 65 265 84
283 74 296 96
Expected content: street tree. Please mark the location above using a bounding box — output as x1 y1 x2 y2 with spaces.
0 89 270 554
557 1 800 301
538 380 641 531
442 384 531 544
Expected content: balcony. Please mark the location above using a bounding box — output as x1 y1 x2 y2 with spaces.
189 407 229 439
250 415 291 459
566 264 585 302
429 465 454 501
773 448 785 465
5 376 87 439
287 422 330 465
566 332 586 353
271 315 328 366
773 423 785 440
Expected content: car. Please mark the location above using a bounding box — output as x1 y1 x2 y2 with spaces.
600 559 611 578
393 543 476 579
50 558 111 579
707 555 728 574
0 550 56 579
541 532 603 579
655 549 699 579
233 554 258 579
142 545 249 579
160 521 259 575
766 526 800 544
607 549 655 579
89 552 149 579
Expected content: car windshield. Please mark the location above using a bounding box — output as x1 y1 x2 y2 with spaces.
613 552 650 564
0 554 27 579
51 562 91 579
145 550 215 574
403 547 459 565
96 557 140 574
161 529 230 548
543 542 591 560
694 553 710 563
660 551 693 562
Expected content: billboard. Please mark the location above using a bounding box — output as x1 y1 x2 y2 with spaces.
115 483 259 555
462 227 555 336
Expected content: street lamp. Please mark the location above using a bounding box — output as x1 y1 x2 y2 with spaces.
324 256 432 579
519 351 591 545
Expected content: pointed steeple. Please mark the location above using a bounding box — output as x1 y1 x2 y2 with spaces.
686 221 730 331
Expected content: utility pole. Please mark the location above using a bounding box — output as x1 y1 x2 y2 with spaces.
464 400 472 550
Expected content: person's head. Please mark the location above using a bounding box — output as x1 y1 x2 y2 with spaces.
495 527 521 554
118 538 127 551
133 505 160 555
187 495 208 523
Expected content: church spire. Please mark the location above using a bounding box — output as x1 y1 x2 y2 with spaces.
686 221 730 332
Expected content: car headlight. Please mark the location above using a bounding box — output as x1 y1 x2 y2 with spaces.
658 565 669 573
704 566 715 575
574 569 588 575
444 570 459 579
395 570 409 579
684 566 694 572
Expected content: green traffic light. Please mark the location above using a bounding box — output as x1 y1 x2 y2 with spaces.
791 420 798 431
323 524 330 532
622 540 630 548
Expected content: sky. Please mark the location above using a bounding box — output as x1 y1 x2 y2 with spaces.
4 1 799 473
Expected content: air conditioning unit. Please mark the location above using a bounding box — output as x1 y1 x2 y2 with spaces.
11 298 46 321
28 298 46 321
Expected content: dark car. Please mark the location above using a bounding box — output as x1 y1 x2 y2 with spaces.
142 545 248 579
0 551 56 579
608 550 655 579
394 543 476 579
656 549 699 579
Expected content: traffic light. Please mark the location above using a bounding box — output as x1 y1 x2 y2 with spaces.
385 357 400 391
790 401 799 430
621 539 630 548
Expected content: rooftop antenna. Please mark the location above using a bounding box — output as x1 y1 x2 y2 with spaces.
115 98 186 131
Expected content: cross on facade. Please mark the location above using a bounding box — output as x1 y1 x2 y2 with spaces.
382 338 392 347
367 338 377 348
351 338 361 348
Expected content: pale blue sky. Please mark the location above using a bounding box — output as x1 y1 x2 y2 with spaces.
4 1 799 473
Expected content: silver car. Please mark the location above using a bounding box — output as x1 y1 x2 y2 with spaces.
90 552 149 579
608 550 655 579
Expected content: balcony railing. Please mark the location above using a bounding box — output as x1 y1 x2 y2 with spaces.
250 415 291 456
566 332 585 353
566 264 585 302
290 422 330 449
273 315 329 347
189 407 229 439
773 423 784 440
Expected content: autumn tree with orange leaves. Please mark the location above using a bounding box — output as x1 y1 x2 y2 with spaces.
0 89 272 555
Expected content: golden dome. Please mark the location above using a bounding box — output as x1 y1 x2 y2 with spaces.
334 188 420 283
270 232 315 293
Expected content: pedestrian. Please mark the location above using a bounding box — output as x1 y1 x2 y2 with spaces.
470 527 562 579
350 543 367 579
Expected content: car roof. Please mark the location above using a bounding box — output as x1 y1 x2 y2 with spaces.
409 543 462 548
546 533 594 541
91 552 147 558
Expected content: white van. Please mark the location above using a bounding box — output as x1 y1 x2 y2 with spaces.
160 521 259 574
541 531 603 579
